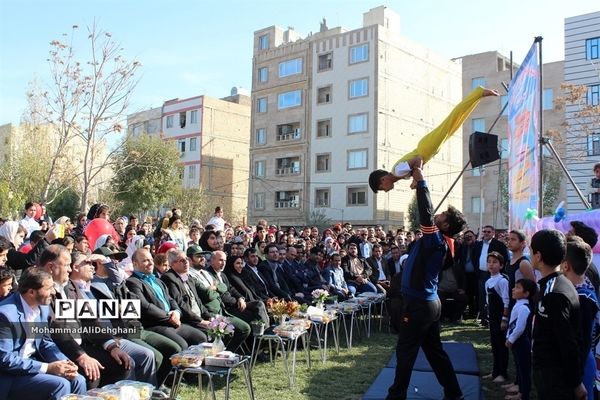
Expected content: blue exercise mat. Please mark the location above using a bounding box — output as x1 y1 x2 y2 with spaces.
362 368 483 400
387 341 480 376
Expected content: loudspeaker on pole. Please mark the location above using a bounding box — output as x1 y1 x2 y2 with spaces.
469 132 500 168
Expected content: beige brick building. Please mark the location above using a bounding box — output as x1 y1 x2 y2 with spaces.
457 51 565 231
249 6 465 229
127 92 251 224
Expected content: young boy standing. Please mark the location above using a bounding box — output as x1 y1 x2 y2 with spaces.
531 229 586 400
483 251 509 383
505 278 537 400
562 236 598 400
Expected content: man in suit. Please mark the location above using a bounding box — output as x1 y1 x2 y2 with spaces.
42 245 131 388
162 249 250 352
242 248 271 301
68 251 157 386
0 267 86 400
387 245 403 280
126 248 207 350
207 251 265 329
366 243 390 294
258 244 293 300
472 225 509 325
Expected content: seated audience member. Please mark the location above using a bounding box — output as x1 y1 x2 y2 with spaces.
207 251 268 326
90 252 180 388
437 254 467 323
126 248 207 350
0 266 15 300
258 243 294 300
153 253 170 278
341 243 377 295
41 246 133 388
323 253 350 300
225 254 263 302
0 221 52 271
0 267 86 399
241 248 272 301
69 251 157 386
366 243 390 294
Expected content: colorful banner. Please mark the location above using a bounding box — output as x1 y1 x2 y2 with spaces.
508 43 540 232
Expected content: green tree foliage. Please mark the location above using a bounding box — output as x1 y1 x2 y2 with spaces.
307 209 333 231
111 134 181 214
407 194 419 232
46 187 80 220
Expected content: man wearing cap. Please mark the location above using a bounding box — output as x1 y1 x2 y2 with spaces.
69 251 157 386
126 249 207 350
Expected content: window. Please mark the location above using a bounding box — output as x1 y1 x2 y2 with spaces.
317 119 331 138
166 115 174 128
347 149 367 170
256 97 267 113
472 77 486 90
349 78 368 98
258 34 269 50
189 137 197 152
347 187 367 206
254 193 265 210
500 95 508 116
255 128 266 145
472 118 485 133
348 113 368 134
318 52 333 71
471 197 484 213
179 112 186 128
543 88 553 110
275 191 300 208
587 37 599 60
588 85 599 106
188 165 196 180
278 90 301 109
350 43 369 64
588 133 600 156
178 139 186 154
316 154 330 172
258 67 268 83
317 86 332 104
315 189 330 207
254 160 265 177
279 58 302 77
500 138 509 159
190 110 198 124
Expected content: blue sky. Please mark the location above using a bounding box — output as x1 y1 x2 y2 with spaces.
0 0 597 124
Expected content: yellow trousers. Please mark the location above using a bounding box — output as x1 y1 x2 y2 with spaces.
394 86 485 169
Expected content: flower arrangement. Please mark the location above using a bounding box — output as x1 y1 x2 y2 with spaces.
311 289 330 305
268 299 300 318
207 315 235 339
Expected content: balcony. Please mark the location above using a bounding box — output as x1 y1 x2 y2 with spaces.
276 122 301 142
275 166 301 175
275 200 299 209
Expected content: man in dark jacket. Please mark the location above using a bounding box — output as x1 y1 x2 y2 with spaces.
386 166 465 400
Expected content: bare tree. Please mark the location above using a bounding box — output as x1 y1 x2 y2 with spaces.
25 23 141 211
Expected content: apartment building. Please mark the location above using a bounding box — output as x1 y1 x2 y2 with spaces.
249 6 464 228
458 51 565 231
127 91 251 221
564 11 600 212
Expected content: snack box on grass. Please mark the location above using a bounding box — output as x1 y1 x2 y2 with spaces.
205 351 241 367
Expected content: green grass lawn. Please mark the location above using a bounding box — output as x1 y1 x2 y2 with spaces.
175 319 534 400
